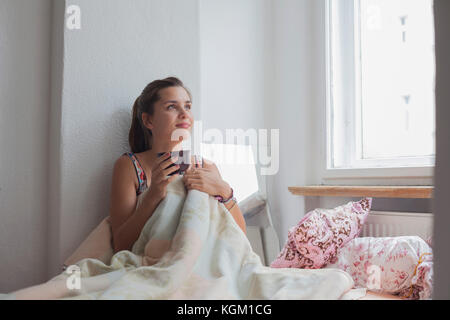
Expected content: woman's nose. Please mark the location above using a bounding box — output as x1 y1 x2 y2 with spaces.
178 109 190 118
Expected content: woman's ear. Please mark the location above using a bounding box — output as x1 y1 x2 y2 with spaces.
141 112 153 130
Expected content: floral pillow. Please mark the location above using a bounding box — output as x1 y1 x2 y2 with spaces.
325 236 433 300
270 198 372 269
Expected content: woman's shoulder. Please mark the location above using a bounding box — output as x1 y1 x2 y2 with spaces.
115 152 143 192
116 152 133 167
115 152 138 171
117 152 139 174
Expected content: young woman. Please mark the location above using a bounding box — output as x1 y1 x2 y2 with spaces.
109 77 246 253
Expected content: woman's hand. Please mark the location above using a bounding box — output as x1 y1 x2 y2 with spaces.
147 152 180 204
182 158 231 198
183 157 246 235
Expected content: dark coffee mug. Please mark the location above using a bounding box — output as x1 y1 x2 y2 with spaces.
157 150 191 176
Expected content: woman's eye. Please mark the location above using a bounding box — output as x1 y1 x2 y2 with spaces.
167 104 191 110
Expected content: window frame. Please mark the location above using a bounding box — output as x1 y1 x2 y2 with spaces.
322 0 435 184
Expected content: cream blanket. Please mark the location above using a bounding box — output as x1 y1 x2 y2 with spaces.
2 176 359 300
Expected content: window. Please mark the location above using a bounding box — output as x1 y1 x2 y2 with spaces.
327 0 436 170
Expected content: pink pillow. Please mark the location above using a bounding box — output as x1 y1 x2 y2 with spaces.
325 236 433 300
270 198 372 269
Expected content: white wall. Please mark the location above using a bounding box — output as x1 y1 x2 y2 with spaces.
197 0 332 249
47 0 201 279
199 0 273 199
0 0 52 292
47 0 65 285
266 0 319 248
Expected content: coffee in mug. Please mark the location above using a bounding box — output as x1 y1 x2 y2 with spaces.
157 150 191 176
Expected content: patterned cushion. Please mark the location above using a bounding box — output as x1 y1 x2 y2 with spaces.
270 198 372 269
325 236 433 300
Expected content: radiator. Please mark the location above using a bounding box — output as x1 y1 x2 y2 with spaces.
360 210 434 241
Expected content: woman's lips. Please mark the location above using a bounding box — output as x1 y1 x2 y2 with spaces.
176 123 191 128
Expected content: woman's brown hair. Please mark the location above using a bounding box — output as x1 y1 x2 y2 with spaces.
128 76 192 153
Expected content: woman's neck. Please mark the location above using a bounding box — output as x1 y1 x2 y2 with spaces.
143 142 184 163
152 142 183 153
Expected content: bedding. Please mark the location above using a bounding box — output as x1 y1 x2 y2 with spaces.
325 236 433 300
270 198 371 269
0 176 363 300
268 198 433 300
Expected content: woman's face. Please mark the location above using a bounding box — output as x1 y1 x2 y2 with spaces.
142 86 194 146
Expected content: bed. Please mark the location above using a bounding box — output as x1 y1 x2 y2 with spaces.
3 178 365 300
57 172 432 300
4 181 431 300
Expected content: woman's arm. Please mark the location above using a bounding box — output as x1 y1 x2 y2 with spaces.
227 201 246 235
219 185 246 235
113 191 160 253
110 154 179 253
109 157 157 253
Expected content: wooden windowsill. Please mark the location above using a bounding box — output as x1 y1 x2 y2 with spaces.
288 186 433 199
